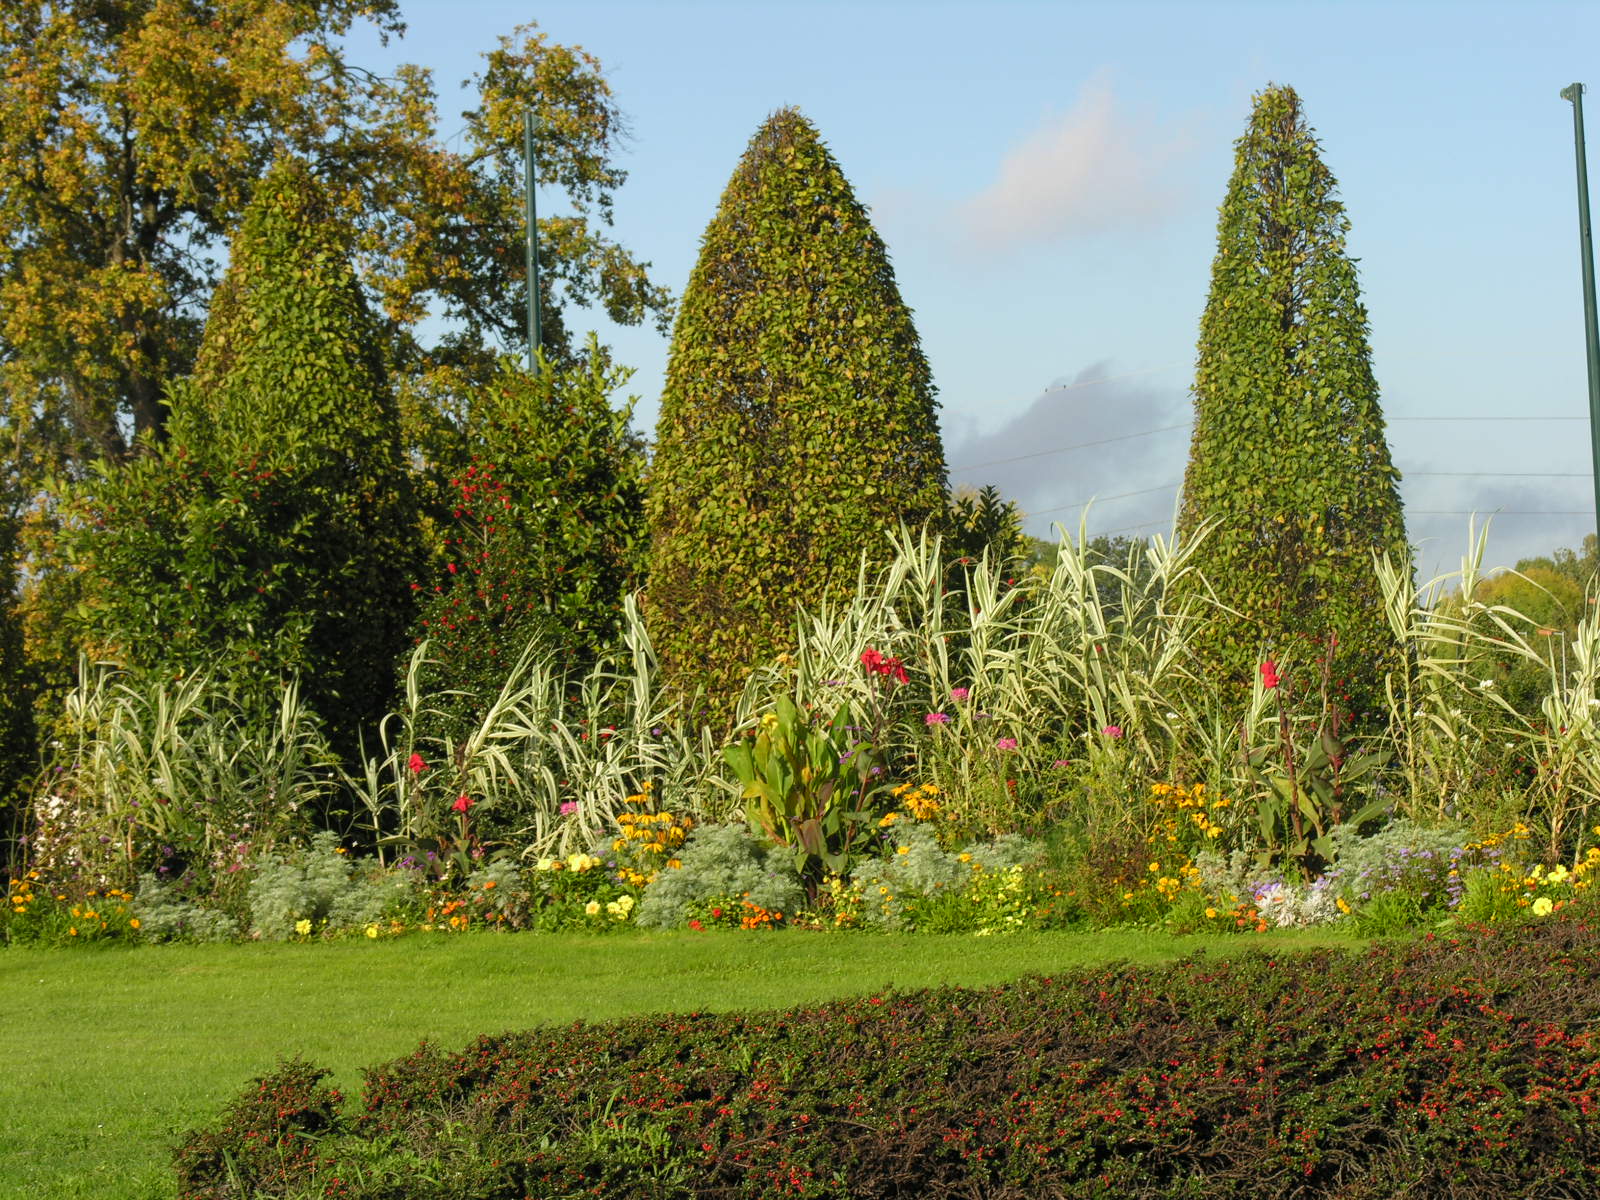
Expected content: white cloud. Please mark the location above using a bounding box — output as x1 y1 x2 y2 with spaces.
961 76 1189 252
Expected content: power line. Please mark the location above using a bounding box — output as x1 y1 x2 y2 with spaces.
952 418 1596 476
1030 482 1180 517
1386 472 1581 485
948 424 1189 473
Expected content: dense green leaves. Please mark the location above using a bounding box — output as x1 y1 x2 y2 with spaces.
1175 84 1408 721
645 108 947 720
65 160 418 765
408 348 648 743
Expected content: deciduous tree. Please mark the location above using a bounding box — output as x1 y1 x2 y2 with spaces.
0 3 670 489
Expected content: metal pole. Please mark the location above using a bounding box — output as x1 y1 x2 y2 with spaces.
523 109 542 372
1561 83 1600 536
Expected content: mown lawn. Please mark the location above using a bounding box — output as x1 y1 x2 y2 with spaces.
0 927 1362 1199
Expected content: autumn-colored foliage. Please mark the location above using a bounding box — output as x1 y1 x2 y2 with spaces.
0 4 669 484
645 107 947 722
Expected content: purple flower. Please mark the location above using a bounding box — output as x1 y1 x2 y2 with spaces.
560 800 580 816
950 687 970 702
995 737 1019 751
925 712 951 725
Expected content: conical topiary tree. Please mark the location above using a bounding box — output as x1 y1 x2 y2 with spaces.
646 107 947 721
68 158 418 763
1176 84 1408 723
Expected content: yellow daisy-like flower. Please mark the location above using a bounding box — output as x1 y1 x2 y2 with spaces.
365 924 379 939
584 900 601 916
1532 896 1555 917
294 918 312 937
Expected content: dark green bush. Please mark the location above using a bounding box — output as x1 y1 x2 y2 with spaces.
406 349 647 745
66 159 418 767
178 916 1600 1198
173 1058 345 1200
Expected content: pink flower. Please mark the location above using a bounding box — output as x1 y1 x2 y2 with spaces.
1102 725 1123 738
452 794 474 814
407 752 427 775
925 712 951 725
950 687 970 702
995 737 1019 751
1053 759 1071 768
559 800 579 816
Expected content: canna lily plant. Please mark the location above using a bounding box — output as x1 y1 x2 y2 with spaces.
723 695 891 885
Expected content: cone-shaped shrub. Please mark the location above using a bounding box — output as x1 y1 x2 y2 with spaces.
1176 84 1407 720
69 159 418 763
646 108 947 721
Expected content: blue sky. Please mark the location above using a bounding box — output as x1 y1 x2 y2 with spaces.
346 0 1600 578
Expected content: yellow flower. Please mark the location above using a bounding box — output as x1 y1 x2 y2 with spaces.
1532 896 1555 917
1147 862 1160 873
1204 907 1218 919
129 918 141 930
896 845 910 856
584 900 601 916
294 918 312 936
365 924 379 939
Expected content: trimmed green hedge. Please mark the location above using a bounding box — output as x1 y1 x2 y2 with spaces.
177 918 1600 1198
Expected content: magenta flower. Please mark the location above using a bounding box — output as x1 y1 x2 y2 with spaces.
995 737 1019 751
950 687 970 702
559 800 579 816
1102 725 1123 738
925 712 951 725
1053 758 1071 768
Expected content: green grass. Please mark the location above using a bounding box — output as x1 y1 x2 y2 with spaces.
0 927 1362 1199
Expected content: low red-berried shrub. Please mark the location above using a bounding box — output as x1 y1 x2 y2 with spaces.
177 918 1600 1198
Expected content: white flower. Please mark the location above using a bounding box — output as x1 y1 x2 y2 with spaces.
1165 711 1180 721
1478 678 1495 690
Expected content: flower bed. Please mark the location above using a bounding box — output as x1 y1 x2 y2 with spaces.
176 913 1600 1199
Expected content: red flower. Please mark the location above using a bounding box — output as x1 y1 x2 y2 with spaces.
407 752 427 775
1260 660 1280 690
860 646 909 684
452 794 474 814
689 919 703 932
711 907 723 919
